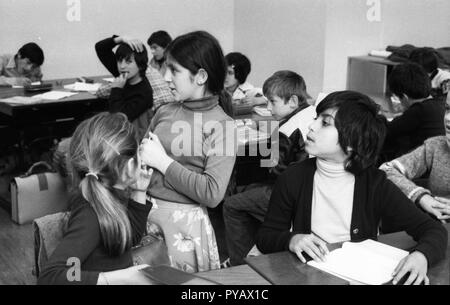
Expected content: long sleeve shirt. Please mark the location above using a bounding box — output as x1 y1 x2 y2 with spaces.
147 95 236 207
256 158 447 266
380 136 450 203
37 194 152 285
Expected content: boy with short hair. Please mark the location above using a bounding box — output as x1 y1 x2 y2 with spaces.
384 63 445 159
409 48 450 98
95 35 153 140
0 42 44 86
147 30 172 76
223 70 316 266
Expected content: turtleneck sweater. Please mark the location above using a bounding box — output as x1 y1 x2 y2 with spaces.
147 95 236 206
311 159 355 243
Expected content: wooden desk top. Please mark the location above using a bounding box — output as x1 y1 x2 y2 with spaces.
246 223 450 285
0 76 109 116
197 265 271 285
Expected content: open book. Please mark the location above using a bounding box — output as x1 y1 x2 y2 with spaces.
307 239 409 285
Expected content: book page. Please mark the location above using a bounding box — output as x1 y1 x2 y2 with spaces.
307 239 409 285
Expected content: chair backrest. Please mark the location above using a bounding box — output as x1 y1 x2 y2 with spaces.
33 212 170 277
33 211 71 277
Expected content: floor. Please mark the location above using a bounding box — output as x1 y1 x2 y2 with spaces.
0 173 36 285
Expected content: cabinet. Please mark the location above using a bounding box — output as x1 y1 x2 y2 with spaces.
347 56 399 96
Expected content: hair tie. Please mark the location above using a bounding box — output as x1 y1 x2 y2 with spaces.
85 172 99 180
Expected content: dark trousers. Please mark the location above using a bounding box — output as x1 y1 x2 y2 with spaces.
222 183 272 266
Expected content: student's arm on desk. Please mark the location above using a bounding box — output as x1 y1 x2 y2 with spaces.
0 75 31 86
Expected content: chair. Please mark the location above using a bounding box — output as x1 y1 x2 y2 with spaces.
33 211 71 277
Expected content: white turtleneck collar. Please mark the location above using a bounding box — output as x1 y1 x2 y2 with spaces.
316 158 350 179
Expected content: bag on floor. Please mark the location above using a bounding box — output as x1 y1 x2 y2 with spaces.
11 162 69 225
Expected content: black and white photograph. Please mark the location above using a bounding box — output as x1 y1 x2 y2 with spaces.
0 0 449 293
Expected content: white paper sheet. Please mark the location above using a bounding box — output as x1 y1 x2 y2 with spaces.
64 82 102 92
33 91 78 100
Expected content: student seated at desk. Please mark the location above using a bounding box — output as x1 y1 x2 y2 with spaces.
147 30 172 77
224 52 265 106
223 70 315 266
383 63 445 160
0 42 44 86
380 94 450 223
95 35 153 140
409 48 450 98
38 112 153 285
256 91 447 285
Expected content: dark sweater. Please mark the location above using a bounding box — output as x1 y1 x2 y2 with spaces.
37 194 152 285
385 98 445 153
95 36 153 121
256 158 447 266
267 104 310 181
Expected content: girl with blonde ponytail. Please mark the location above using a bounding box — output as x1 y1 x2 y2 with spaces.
38 112 153 285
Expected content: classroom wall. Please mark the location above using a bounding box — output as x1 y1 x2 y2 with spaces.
322 0 450 93
0 0 234 79
233 0 327 99
235 0 450 97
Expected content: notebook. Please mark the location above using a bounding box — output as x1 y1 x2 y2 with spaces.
140 265 219 285
307 239 409 285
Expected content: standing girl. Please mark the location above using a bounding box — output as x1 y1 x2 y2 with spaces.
140 31 236 272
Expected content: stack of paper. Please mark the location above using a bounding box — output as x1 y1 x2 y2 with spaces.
237 125 270 145
369 50 393 58
253 106 272 117
33 91 78 100
307 239 409 285
64 82 102 92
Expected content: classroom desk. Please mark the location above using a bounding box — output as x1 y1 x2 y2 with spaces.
245 223 450 285
197 264 270 285
0 76 109 122
233 111 276 186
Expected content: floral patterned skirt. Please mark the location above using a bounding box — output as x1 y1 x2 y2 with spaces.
147 199 220 273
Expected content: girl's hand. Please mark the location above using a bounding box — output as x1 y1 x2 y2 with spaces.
392 251 429 285
132 165 153 191
289 233 329 263
419 195 450 223
111 73 127 88
139 132 173 174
